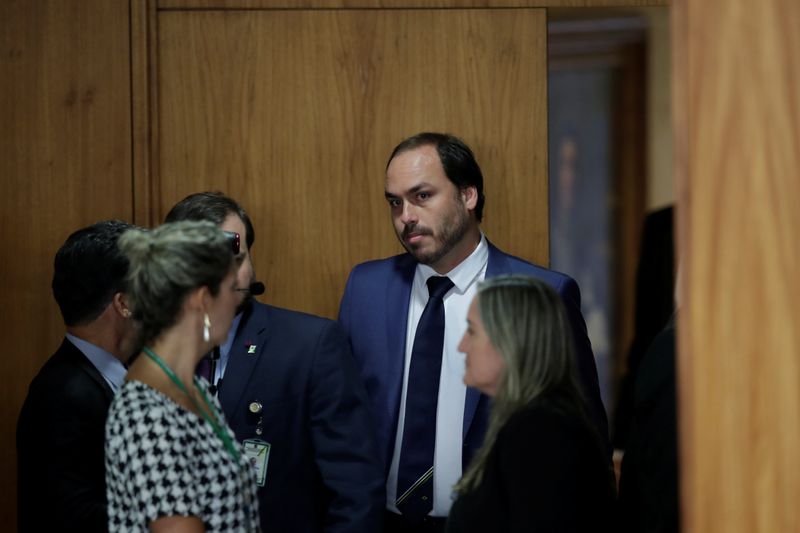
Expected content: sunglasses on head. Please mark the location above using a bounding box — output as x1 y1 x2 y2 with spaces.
223 231 240 255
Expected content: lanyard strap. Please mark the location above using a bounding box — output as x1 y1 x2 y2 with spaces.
142 346 241 461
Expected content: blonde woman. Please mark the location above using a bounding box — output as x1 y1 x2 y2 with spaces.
105 221 259 532
448 275 615 532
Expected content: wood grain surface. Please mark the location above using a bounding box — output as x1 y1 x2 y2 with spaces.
674 0 800 531
159 0 669 9
154 8 548 318
0 0 132 528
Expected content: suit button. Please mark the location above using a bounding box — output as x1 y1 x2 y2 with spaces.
249 401 263 414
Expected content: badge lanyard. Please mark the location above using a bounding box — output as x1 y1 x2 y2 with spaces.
142 346 241 462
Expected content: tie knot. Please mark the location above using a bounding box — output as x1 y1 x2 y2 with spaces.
426 276 454 299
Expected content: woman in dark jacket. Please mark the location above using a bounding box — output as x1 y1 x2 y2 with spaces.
448 275 616 533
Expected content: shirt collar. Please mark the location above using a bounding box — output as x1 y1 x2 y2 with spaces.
65 333 127 391
417 232 489 293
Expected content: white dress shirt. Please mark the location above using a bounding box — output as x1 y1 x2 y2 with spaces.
387 234 489 516
65 333 127 392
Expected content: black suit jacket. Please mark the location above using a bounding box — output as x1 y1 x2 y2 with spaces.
218 301 384 532
614 206 675 448
17 338 114 532
618 319 678 533
446 394 616 533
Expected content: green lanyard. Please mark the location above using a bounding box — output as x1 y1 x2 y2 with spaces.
142 346 241 462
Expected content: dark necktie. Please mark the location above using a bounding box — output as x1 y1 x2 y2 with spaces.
197 347 222 394
396 275 454 523
196 355 212 382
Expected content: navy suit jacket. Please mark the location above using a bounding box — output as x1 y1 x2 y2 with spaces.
17 338 113 532
218 301 384 532
338 242 610 475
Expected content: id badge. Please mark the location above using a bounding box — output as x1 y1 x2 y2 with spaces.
243 439 270 487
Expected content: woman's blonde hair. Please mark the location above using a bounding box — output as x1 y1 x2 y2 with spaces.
455 275 586 492
118 220 234 344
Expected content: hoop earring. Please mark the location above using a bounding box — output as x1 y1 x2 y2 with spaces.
203 313 211 342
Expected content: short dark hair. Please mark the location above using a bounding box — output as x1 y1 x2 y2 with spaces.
52 220 133 327
387 132 486 221
165 191 255 249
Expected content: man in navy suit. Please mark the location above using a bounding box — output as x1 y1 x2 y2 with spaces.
338 133 609 532
17 220 138 532
166 192 383 533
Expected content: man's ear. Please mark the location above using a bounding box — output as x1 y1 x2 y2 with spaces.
112 293 132 319
461 186 478 211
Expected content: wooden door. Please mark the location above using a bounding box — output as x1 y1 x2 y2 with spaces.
0 1 133 527
674 0 800 530
145 7 548 317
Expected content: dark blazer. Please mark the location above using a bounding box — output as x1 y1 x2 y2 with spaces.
614 206 675 448
446 395 616 533
338 241 609 475
17 338 114 532
618 319 678 533
218 301 384 533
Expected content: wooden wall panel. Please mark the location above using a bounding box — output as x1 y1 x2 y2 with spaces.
132 0 160 227
160 0 668 8
674 0 800 531
155 8 547 318
0 0 132 527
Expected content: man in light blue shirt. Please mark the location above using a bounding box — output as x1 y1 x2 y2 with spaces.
17 220 139 533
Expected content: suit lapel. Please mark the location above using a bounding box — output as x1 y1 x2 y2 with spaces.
462 388 482 439
63 339 116 402
485 240 511 278
385 257 416 443
462 243 508 438
219 302 271 422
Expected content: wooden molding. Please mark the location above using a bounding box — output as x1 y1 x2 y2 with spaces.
157 0 669 9
131 0 160 227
